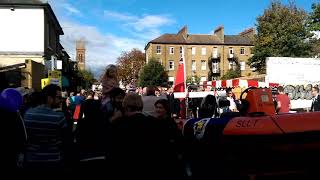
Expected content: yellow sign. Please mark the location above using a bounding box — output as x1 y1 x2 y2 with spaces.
48 70 61 79
41 78 50 89
41 78 62 89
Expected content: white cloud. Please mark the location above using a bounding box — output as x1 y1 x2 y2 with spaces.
62 3 82 16
49 0 82 17
129 15 174 31
103 10 137 21
48 4 175 77
60 21 145 77
104 10 174 36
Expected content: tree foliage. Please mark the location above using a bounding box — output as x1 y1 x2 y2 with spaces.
221 67 241 80
77 69 95 89
116 49 145 86
307 3 320 31
186 75 200 85
138 58 168 87
307 3 320 57
249 1 312 73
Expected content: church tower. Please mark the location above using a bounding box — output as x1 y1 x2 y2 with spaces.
76 40 86 71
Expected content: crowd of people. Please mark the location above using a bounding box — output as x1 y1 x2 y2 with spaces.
1 64 320 179
0 65 188 179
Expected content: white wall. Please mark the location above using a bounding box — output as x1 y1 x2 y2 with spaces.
266 57 320 85
0 8 44 52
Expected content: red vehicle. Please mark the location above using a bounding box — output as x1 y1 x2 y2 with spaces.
183 87 320 179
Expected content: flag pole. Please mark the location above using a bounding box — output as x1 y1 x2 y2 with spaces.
183 46 187 119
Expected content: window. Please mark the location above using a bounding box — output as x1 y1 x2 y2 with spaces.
212 62 219 73
240 47 245 55
240 61 246 71
169 60 174 70
146 54 149 63
201 47 206 55
229 61 236 70
180 46 183 54
212 47 218 58
229 47 234 55
156 45 161 54
192 47 196 55
78 54 83 62
200 76 207 82
201 60 206 70
191 60 196 71
169 47 174 54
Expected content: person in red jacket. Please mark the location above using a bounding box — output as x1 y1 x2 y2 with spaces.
276 86 291 113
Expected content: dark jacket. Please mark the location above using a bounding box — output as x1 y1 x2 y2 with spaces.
75 99 108 159
311 95 320 112
0 109 26 171
110 113 184 179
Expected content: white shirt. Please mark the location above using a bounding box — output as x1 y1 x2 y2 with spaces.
227 97 237 111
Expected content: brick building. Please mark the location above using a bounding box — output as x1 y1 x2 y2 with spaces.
145 26 257 85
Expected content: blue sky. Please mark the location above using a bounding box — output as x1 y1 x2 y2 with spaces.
49 0 318 76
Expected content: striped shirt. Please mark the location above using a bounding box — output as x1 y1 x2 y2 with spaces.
23 105 67 163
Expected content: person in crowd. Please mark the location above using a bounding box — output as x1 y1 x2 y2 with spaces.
0 88 27 173
85 90 95 100
101 65 119 102
109 87 126 122
276 86 291 113
311 86 320 112
188 98 202 118
155 88 161 97
142 86 164 117
68 92 76 114
154 99 186 178
167 87 180 118
226 88 238 112
23 84 69 176
101 65 119 119
72 92 85 121
75 87 107 163
198 94 219 118
29 91 43 108
110 93 182 179
155 98 182 134
15 87 32 116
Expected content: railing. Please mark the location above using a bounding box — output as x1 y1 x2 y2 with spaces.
212 62 220 73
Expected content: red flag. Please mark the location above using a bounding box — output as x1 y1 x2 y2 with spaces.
174 62 185 92
173 48 186 119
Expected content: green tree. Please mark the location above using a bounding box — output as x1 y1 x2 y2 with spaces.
307 3 320 57
186 75 200 85
307 3 320 31
138 58 168 87
116 49 145 86
221 67 241 80
249 1 312 73
77 69 95 89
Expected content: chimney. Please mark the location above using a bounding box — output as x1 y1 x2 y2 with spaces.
239 28 255 38
178 26 188 40
214 25 224 42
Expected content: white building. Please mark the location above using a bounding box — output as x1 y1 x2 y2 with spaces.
0 1 64 90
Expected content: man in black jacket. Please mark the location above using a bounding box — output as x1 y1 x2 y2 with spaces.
110 93 184 179
167 87 180 118
311 86 320 112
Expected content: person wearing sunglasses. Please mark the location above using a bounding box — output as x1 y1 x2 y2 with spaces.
23 84 68 176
